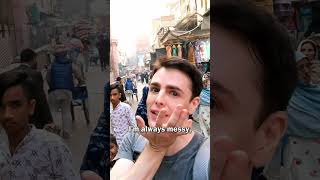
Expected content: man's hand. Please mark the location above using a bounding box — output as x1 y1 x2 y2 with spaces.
136 104 192 152
213 136 253 180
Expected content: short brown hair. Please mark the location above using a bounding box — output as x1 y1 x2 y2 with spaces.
151 57 203 100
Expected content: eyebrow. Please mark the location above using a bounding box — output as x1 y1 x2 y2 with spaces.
212 80 237 101
150 82 184 93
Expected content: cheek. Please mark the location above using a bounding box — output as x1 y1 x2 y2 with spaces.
213 111 257 152
146 94 154 108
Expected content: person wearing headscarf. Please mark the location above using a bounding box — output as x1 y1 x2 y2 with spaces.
264 51 320 179
297 39 320 84
297 39 318 62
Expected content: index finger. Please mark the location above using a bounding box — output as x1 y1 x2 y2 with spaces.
213 136 238 180
155 108 167 127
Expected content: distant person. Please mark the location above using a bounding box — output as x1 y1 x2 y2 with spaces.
140 72 145 84
116 77 127 102
46 44 85 139
83 39 90 72
97 34 109 71
298 39 318 62
125 77 135 102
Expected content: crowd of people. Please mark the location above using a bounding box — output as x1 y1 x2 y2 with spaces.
0 30 110 179
2 0 320 179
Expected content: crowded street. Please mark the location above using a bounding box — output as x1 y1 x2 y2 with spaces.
3 0 320 179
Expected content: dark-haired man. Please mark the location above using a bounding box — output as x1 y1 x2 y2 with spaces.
111 58 208 180
0 71 79 179
212 1 297 179
110 83 136 146
0 48 54 129
115 77 127 102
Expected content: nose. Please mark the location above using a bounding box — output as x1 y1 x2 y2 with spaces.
155 90 165 107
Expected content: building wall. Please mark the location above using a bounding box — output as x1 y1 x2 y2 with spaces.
0 31 15 68
110 40 119 80
0 0 17 68
12 0 30 55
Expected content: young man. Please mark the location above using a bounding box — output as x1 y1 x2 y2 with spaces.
0 71 79 179
0 48 54 129
111 58 206 180
116 77 127 102
211 1 297 179
110 83 136 145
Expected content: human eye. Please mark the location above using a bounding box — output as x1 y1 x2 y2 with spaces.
150 87 160 93
169 91 179 97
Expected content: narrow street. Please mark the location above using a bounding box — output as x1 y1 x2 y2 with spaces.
63 65 109 171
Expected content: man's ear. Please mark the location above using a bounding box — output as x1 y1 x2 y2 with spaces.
251 111 287 167
29 99 36 116
189 97 200 114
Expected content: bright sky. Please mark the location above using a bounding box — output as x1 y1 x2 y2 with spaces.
110 0 175 56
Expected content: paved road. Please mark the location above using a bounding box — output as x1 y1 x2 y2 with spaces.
63 65 109 171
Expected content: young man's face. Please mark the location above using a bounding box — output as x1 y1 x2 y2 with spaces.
0 85 35 135
110 88 121 106
147 67 199 127
212 26 286 167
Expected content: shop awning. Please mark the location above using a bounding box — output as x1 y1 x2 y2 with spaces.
160 10 210 45
160 27 210 45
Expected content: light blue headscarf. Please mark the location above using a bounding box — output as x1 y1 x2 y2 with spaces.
287 83 320 138
267 50 320 172
286 51 320 138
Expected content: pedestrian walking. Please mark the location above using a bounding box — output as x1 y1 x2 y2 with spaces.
97 34 109 71
83 39 90 72
46 43 85 139
125 77 135 102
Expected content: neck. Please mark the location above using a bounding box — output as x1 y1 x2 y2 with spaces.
112 101 120 109
8 125 31 154
165 131 194 156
